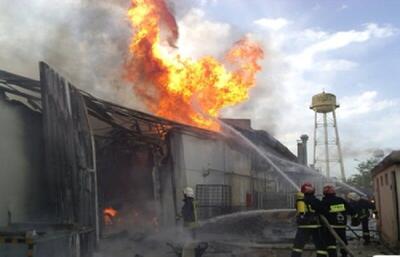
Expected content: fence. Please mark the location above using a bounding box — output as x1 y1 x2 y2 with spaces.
196 185 232 220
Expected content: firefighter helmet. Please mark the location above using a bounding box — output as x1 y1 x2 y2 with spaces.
347 192 361 201
323 184 336 195
183 187 194 198
300 182 315 194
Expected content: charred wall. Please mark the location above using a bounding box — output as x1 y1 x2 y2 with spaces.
95 131 165 233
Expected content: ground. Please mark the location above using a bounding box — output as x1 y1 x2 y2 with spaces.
94 212 398 257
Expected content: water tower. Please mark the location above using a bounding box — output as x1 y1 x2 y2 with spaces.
310 92 345 181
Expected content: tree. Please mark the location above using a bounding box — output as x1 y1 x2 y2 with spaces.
347 157 379 191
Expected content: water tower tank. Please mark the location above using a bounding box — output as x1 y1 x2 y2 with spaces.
310 92 339 113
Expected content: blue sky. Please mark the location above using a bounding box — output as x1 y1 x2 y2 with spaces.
176 0 400 177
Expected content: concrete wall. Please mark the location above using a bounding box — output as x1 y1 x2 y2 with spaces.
0 97 46 226
169 130 253 212
373 165 400 247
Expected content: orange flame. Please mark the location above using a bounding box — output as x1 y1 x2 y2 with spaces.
104 207 118 225
124 0 264 130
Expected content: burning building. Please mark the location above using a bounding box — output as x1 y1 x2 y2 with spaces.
0 62 328 256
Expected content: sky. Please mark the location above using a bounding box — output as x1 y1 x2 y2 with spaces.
0 0 399 178
175 0 400 178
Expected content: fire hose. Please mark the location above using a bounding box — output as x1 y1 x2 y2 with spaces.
346 225 362 240
319 215 356 257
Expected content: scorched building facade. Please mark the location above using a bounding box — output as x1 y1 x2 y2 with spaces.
0 62 317 256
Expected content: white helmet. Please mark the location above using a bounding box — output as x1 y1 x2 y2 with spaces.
183 187 194 198
347 192 361 201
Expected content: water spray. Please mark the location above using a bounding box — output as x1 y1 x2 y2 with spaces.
247 138 367 197
218 120 300 191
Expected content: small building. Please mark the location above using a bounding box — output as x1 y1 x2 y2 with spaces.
371 151 400 247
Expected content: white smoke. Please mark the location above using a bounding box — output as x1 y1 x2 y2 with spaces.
0 0 147 109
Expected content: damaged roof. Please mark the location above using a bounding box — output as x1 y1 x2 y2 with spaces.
0 67 296 161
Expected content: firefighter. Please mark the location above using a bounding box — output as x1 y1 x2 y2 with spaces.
321 184 354 257
347 192 377 245
291 182 328 257
181 187 198 239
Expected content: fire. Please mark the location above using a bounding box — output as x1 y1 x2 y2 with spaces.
104 207 118 225
124 0 264 130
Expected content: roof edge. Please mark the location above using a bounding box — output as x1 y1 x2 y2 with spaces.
371 150 400 176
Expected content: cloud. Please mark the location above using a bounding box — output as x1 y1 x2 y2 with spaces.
242 17 398 176
200 0 218 6
340 91 399 118
288 23 397 71
254 18 290 31
314 59 358 71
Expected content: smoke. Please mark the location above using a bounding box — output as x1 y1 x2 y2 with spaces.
341 146 391 160
0 0 284 134
0 0 147 109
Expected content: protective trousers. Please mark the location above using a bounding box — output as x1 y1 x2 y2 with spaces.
291 227 328 257
361 218 370 243
324 228 347 257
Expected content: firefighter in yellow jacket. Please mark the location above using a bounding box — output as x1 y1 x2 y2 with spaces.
291 182 328 257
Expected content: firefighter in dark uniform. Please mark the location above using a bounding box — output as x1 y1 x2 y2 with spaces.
291 182 328 257
347 192 377 245
181 187 198 239
321 184 354 257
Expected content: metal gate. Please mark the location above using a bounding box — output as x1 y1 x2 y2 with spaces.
195 185 232 220
40 62 98 255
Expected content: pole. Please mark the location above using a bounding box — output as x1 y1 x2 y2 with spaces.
313 112 317 168
332 109 346 182
323 113 330 177
319 215 356 257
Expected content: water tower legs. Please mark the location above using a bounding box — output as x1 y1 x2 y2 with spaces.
333 109 346 182
312 111 346 181
323 113 331 177
313 112 317 167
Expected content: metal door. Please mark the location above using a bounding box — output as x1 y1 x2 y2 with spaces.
40 62 98 248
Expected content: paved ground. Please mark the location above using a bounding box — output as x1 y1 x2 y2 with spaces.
95 212 399 257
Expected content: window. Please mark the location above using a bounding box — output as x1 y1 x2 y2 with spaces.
380 176 384 186
385 173 389 186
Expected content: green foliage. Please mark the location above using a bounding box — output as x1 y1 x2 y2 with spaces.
347 158 379 190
